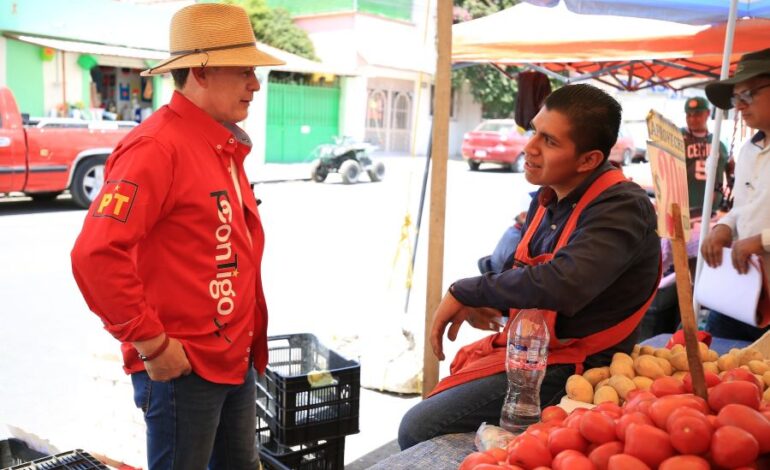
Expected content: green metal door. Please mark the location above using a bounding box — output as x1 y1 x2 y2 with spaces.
266 82 340 163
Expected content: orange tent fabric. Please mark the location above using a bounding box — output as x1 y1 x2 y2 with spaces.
452 2 770 89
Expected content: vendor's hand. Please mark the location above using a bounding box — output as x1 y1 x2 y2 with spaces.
464 307 504 332
701 224 733 267
731 235 763 274
430 292 467 361
144 338 192 382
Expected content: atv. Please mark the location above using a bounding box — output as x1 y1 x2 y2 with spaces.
309 136 384 184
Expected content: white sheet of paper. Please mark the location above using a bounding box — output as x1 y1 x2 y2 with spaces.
694 247 763 326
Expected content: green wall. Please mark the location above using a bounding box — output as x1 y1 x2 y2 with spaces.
6 39 44 116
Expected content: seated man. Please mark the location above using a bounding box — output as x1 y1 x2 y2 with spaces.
398 84 660 449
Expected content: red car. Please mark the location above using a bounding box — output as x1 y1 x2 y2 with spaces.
609 126 638 166
461 119 529 172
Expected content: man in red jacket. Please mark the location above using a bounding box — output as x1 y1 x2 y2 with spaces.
70 4 284 469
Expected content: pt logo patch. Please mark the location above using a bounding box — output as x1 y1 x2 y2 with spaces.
92 179 137 222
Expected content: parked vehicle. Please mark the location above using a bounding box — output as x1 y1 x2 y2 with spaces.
309 136 383 184
0 86 135 208
461 119 529 172
609 125 639 166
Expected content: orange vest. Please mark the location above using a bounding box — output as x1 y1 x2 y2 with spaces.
429 170 660 397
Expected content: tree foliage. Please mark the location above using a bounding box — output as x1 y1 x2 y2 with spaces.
224 0 318 60
453 0 519 118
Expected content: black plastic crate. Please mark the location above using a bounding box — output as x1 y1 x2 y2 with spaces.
5 449 108 469
0 439 47 468
257 333 360 446
257 415 345 470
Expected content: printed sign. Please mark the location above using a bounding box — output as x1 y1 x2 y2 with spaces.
646 110 689 241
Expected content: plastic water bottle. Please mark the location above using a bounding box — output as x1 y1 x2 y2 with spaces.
499 308 550 434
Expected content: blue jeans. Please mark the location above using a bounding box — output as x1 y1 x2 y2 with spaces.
131 368 259 470
397 363 574 450
705 310 769 342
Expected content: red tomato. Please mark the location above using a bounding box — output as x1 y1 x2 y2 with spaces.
525 428 550 446
588 441 623 470
623 391 657 413
485 447 508 463
623 423 674 469
708 381 762 412
607 454 651 470
547 426 588 456
471 465 509 470
507 433 552 469
551 449 584 470
459 451 497 470
615 412 653 442
557 453 595 470
648 394 707 429
722 367 764 391
650 376 686 397
716 403 770 453
664 406 708 431
595 402 623 419
710 425 760 469
579 410 617 444
668 415 713 455
658 455 710 470
541 405 568 423
682 371 721 392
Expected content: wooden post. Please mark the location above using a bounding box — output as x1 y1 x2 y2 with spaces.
422 0 452 398
671 203 708 400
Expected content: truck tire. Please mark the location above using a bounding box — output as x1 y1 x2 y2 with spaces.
339 159 361 184
71 155 107 209
367 161 385 182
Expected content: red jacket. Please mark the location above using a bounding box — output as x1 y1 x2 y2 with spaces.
71 92 268 384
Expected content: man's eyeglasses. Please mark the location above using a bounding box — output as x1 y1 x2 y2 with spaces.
731 82 770 107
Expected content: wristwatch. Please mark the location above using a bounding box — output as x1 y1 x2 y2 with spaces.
762 229 770 253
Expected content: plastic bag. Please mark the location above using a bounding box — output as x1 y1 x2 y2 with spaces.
474 422 515 451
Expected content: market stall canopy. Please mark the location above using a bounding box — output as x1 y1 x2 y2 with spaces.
523 0 770 25
452 2 770 90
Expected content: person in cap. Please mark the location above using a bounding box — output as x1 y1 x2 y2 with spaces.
701 47 770 341
71 4 284 469
681 96 730 215
399 84 660 449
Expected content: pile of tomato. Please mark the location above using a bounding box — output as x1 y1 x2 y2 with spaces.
459 370 770 470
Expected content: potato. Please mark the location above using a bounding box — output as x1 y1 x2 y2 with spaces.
655 357 673 376
717 353 739 371
654 348 672 361
632 376 653 391
634 355 665 379
698 342 710 362
632 344 641 355
610 360 635 379
566 374 594 403
612 352 634 365
740 349 765 366
671 344 685 355
764 387 770 404
707 350 719 362
703 361 720 375
631 351 639 360
669 352 690 371
729 348 743 356
749 360 770 375
594 385 620 405
583 367 611 387
672 371 688 381
640 345 657 356
755 374 766 390
608 375 636 400
596 378 610 389
763 371 770 388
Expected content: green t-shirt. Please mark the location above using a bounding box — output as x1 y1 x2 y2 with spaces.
681 128 728 214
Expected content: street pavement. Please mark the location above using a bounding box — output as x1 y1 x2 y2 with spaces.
0 156 652 467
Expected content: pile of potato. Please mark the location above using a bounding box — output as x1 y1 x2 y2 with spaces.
565 342 770 405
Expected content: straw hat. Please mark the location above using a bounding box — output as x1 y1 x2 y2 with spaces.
141 3 285 77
